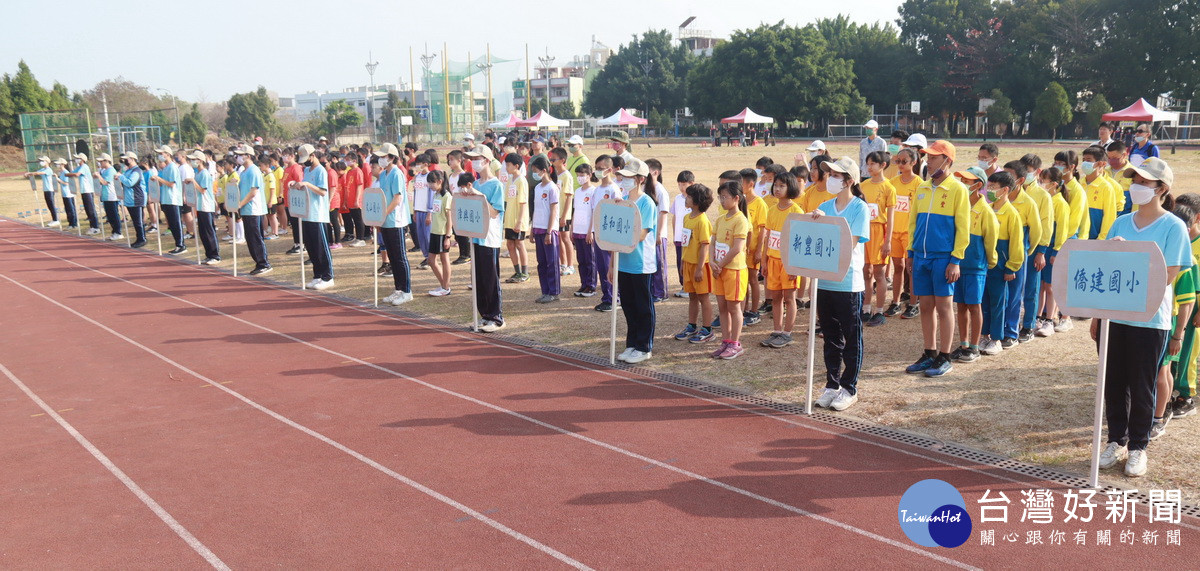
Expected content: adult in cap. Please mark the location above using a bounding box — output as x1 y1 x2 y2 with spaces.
63 152 100 233
51 158 80 228
235 144 272 274
608 130 635 164
611 157 658 364
373 142 414 304
460 144 507 332
565 135 590 176
24 155 61 226
118 151 148 247
281 146 306 254
187 150 220 263
902 133 930 178
150 145 187 254
904 140 971 379
94 153 123 239
1096 155 1189 477
463 132 476 151
859 120 886 177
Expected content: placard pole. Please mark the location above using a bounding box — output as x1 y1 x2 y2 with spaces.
98 198 106 241
805 278 819 415
232 214 239 277
373 233 380 308
1090 318 1110 488
299 221 306 289
470 247 480 331
75 197 83 237
122 206 131 247
195 209 202 265
610 254 619 365
33 183 45 228
154 208 163 255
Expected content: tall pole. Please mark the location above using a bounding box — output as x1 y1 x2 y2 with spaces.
443 42 451 142
365 51 379 139
538 50 555 118
467 50 475 136
420 45 437 143
486 45 493 123
101 90 113 157
525 43 531 117
157 88 180 146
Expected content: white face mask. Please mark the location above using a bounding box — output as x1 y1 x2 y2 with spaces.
190 160 201 168
827 174 844 192
977 160 991 170
1080 161 1096 176
235 156 245 166
379 157 390 168
619 178 636 192
471 159 484 171
1135 135 1148 144
532 172 543 182
1129 182 1158 206
576 174 587 186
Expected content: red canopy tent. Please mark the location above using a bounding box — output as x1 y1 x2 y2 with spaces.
596 108 648 126
1102 98 1179 123
720 107 775 124
489 112 521 129
515 110 569 128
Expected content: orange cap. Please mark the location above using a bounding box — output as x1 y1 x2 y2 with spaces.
921 140 956 162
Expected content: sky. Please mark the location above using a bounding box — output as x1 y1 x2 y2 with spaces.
1 0 905 112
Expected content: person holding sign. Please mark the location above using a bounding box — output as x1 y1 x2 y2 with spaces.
52 158 78 229
24 156 60 227
235 145 273 276
613 159 658 364
293 146 333 288
118 152 147 248
950 167 998 364
152 146 187 255
375 143 415 305
529 157 561 303
979 172 1028 356
463 146 507 331
759 172 804 348
426 171 454 297
95 154 123 240
188 151 220 264
710 181 751 360
64 153 100 234
672 183 716 344
810 158 870 411
1095 157 1190 477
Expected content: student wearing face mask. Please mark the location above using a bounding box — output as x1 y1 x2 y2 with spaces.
461 146 507 332
1000 160 1043 348
1127 124 1160 167
1016 154 1053 343
282 148 306 254
978 172 1026 356
150 145 187 254
375 143 414 305
52 158 78 229
1106 141 1135 215
235 145 271 275
1096 157 1190 478
613 158 658 364
1082 146 1121 239
589 155 621 312
24 156 61 227
858 120 885 175
175 151 196 240
63 153 100 234
977 143 1000 177
94 154 122 239
187 151 220 264
118 152 147 248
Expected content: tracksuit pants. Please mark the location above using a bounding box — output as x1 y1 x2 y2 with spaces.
618 271 654 352
572 234 595 290
816 289 864 396
533 229 560 296
379 227 411 293
1102 323 1168 451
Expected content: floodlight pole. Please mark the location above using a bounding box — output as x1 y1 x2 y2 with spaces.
538 51 555 117
366 52 379 139
420 46 437 142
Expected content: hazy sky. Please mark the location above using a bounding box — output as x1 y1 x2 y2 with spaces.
2 0 904 107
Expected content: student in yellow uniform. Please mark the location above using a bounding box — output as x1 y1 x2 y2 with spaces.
1082 146 1121 239
502 153 531 282
1106 140 1135 215
1054 150 1089 244
758 172 804 349
950 167 997 363
860 150 897 327
710 181 751 360
886 148 923 319
1000 160 1042 347
799 155 837 213
740 168 768 327
1034 167 1071 338
979 172 1027 356
672 183 716 344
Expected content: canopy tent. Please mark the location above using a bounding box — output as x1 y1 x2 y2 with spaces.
1102 98 1179 124
489 112 521 129
596 108 648 126
515 110 569 128
720 107 775 124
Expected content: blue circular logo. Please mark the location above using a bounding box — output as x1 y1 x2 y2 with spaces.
897 479 972 548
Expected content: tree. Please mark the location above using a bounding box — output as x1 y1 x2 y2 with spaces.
1082 93 1112 131
583 30 696 117
8 61 49 113
180 103 206 146
1033 82 1073 141
81 77 173 123
816 16 914 112
550 100 579 119
321 99 362 138
380 90 416 140
688 22 869 125
225 86 279 138
0 79 16 144
985 89 1014 137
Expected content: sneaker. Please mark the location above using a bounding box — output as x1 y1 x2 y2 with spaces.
517 272 530 282
1098 442 1126 470
759 299 773 314
131 240 146 248
743 311 761 327
169 246 187 255
46 220 61 227
313 279 335 291
760 332 782 347
688 328 716 344
979 338 1002 355
222 235 233 242
478 320 504 333
763 332 793 348
499 250 510 258
87 227 101 235
624 349 652 364
956 347 981 363
883 303 902 317
1000 338 1018 349
417 260 428 270
249 265 273 276
381 291 403 304
616 347 635 362
147 226 158 234
564 265 576 275
711 316 721 329
674 324 698 340
535 294 560 304
900 304 920 319
924 355 953 377
674 290 689 298
505 273 521 283
451 256 471 265
652 296 668 303
1053 317 1074 332
349 239 367 247
286 245 302 254
576 287 597 297
906 353 936 375
203 257 221 265
389 291 414 306
866 312 886 327
1124 449 1148 477
1172 397 1196 418
329 242 343 250
718 342 744 360
108 233 123 241
815 388 839 408
307 278 322 288
594 302 613 312
949 347 966 361
830 388 859 411
428 288 451 297
408 246 421 253
377 263 392 276
1034 319 1055 337
1149 417 1170 441
233 239 246 245
264 234 278 241
711 341 730 358
1017 328 1034 343
899 292 911 304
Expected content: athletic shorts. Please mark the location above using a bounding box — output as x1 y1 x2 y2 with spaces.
504 229 526 241
952 273 985 305
912 254 955 297
429 233 449 254
682 261 712 295
866 223 888 266
1042 248 1058 284
890 231 909 259
712 267 747 302
766 256 799 291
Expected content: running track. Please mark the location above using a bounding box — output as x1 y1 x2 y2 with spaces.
1 219 1195 569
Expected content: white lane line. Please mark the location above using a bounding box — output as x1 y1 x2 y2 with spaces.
0 245 978 570
0 273 591 571
0 362 230 571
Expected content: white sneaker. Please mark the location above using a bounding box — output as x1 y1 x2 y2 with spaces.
222 235 234 242
349 239 366 247
1034 319 1055 337
1054 318 1074 332
46 220 61 227
616 347 635 362
382 290 402 304
234 239 246 245
478 320 504 333
428 288 450 297
830 388 859 411
979 337 1002 355
564 265 575 275
1099 441 1126 470
313 279 335 291
1124 449 1147 477
389 291 413 306
815 388 839 408
674 290 689 298
624 349 652 364
307 278 321 288
108 233 123 241
87 228 101 235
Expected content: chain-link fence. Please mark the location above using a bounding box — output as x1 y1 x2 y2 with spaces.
20 107 179 170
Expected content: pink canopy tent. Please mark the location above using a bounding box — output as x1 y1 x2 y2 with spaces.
489 112 521 129
1102 98 1179 123
596 108 648 126
515 110 569 128
720 107 775 124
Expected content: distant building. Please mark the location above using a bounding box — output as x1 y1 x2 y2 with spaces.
512 38 612 117
678 17 721 57
286 83 489 136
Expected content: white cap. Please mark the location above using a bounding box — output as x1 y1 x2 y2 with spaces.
464 133 476 141
373 142 399 157
863 120 879 130
806 140 826 152
902 133 928 148
73 152 88 162
297 143 316 163
567 135 583 145
233 144 255 155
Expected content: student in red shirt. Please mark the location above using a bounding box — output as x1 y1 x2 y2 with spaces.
342 153 366 245
322 152 343 249
282 147 306 255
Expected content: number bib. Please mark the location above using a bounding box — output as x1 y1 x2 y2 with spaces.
895 196 911 213
868 202 880 219
715 242 730 262
431 200 442 214
680 228 693 247
767 230 782 251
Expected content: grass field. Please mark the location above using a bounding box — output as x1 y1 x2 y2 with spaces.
5 139 1200 502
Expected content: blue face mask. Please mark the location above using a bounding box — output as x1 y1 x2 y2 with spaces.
887 144 901 154
532 172 543 182
1024 172 1036 185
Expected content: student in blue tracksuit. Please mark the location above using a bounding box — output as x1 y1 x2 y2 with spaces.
64 153 100 233
950 167 997 364
979 172 1027 356
374 143 414 306
118 152 147 248
53 158 79 229
151 145 187 254
298 149 334 289
24 156 60 226
94 153 122 239
187 150 220 264
1017 154 1053 343
235 145 271 275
